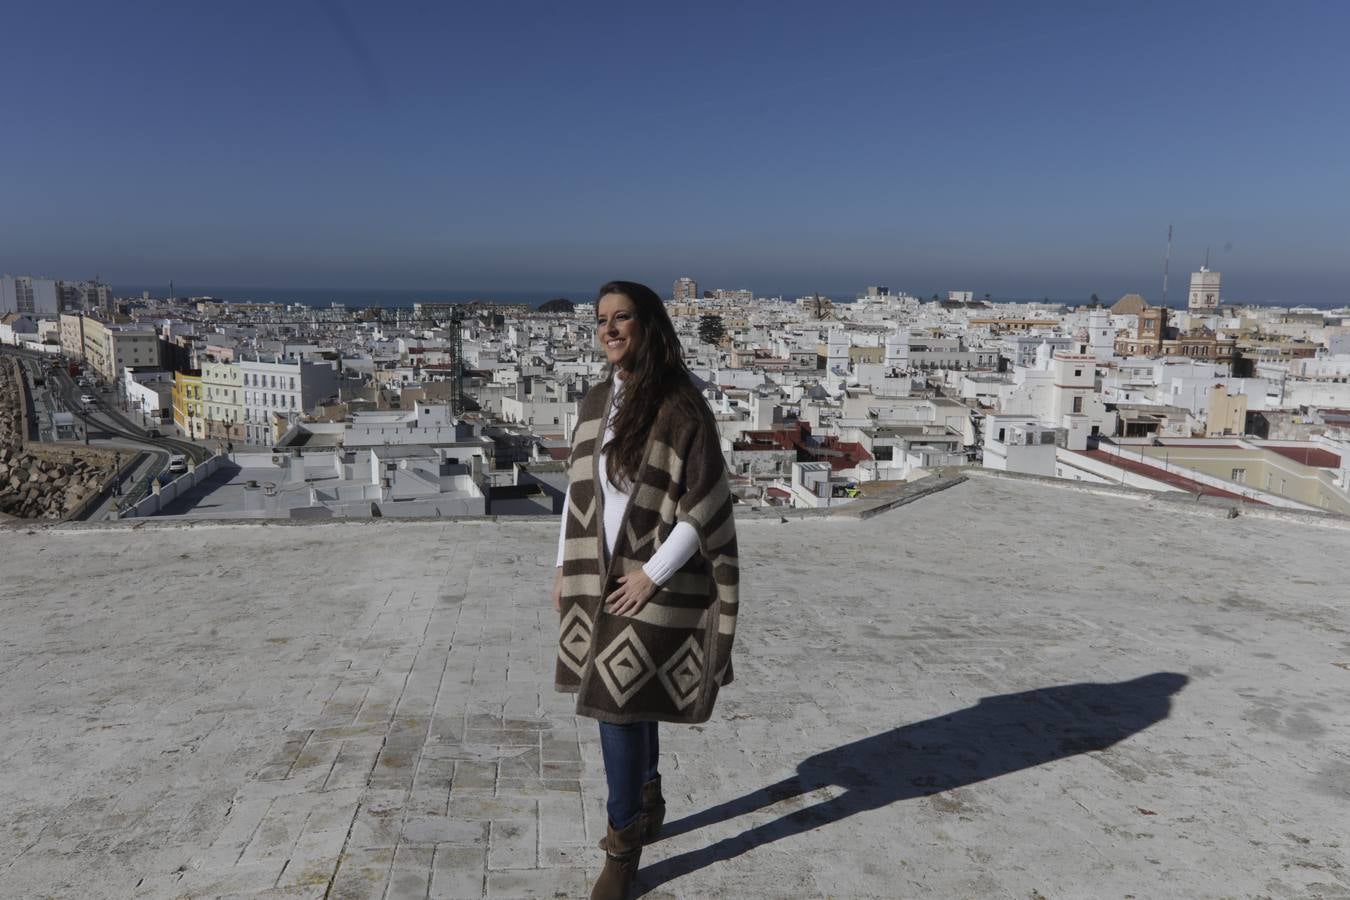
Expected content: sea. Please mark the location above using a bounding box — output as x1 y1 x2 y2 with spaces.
117 285 1348 312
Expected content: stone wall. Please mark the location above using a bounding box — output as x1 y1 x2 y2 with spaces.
0 358 117 520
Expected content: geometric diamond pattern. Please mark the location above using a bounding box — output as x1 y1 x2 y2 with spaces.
657 635 704 711
594 625 656 707
558 604 593 677
625 519 659 555
568 492 596 528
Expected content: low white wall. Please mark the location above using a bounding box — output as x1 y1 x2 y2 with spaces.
119 453 225 518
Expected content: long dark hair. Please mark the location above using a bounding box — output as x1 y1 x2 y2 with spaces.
597 280 705 488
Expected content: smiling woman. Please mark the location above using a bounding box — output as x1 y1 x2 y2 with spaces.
551 280 739 899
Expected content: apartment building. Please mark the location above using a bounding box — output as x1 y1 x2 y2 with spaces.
202 360 245 443
238 354 340 446
81 318 161 382
172 371 205 440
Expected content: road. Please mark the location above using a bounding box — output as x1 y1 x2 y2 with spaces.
1 345 216 516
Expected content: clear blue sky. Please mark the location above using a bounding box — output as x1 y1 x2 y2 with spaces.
3 0 1348 302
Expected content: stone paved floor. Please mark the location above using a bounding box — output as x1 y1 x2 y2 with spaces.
1 477 1348 898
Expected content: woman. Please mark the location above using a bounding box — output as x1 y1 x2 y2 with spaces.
552 280 739 900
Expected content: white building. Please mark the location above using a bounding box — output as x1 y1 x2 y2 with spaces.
499 378 578 434
122 369 175 421
0 275 60 317
999 347 1115 440
1188 267 1221 312
0 314 39 346
1086 309 1116 361
1004 334 1073 368
788 461 852 509
238 354 340 447
982 415 1058 476
202 360 244 443
81 319 160 383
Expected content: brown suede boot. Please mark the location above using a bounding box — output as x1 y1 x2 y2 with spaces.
599 776 665 849
591 817 643 900
639 775 666 842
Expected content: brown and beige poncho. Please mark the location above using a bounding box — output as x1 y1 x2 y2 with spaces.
555 378 739 725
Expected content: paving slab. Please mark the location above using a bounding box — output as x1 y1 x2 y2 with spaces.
0 477 1347 898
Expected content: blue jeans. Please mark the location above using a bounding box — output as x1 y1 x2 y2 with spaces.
598 721 660 829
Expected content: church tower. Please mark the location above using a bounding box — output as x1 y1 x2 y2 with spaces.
1188 266 1221 312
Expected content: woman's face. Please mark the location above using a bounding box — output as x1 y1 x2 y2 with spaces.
597 292 641 370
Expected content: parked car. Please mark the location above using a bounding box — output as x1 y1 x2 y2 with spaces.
167 454 187 474
80 394 94 405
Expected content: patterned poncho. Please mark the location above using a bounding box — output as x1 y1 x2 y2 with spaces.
555 378 739 725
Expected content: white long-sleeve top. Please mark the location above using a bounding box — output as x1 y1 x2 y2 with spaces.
556 372 700 586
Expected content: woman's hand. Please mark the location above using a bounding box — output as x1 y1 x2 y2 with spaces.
605 569 659 617
551 566 563 613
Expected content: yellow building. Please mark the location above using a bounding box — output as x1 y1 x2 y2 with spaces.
1206 386 1247 437
172 371 206 441
1136 440 1350 514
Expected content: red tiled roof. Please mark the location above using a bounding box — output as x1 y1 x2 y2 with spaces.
766 487 791 498
1267 446 1342 468
545 447 570 461
1073 450 1266 504
1156 442 1243 449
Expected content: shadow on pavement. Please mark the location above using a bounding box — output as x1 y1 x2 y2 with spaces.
156 462 243 515
638 672 1188 895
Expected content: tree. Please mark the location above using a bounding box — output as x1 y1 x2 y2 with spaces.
539 297 573 313
1090 293 1102 307
930 293 940 302
698 314 726 345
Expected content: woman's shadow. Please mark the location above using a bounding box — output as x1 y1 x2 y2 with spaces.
638 672 1187 894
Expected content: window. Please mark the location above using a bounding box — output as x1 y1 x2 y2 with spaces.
1231 468 1246 483
997 428 1006 442
1074 369 1082 377
1072 396 1083 413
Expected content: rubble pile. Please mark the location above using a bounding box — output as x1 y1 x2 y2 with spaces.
0 360 113 520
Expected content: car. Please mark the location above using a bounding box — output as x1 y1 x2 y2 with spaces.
80 394 95 405
167 454 187 474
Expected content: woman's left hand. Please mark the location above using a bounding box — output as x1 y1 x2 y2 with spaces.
605 570 659 617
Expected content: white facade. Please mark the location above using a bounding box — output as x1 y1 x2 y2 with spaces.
1004 335 1073 368
122 368 174 419
0 275 60 316
1087 310 1116 361
788 461 846 508
238 355 339 446
82 320 160 383
1188 267 1221 311
982 415 1058 476
202 360 244 440
999 349 1115 438
0 315 38 345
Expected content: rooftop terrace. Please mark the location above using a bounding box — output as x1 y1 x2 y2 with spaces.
1 474 1347 898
